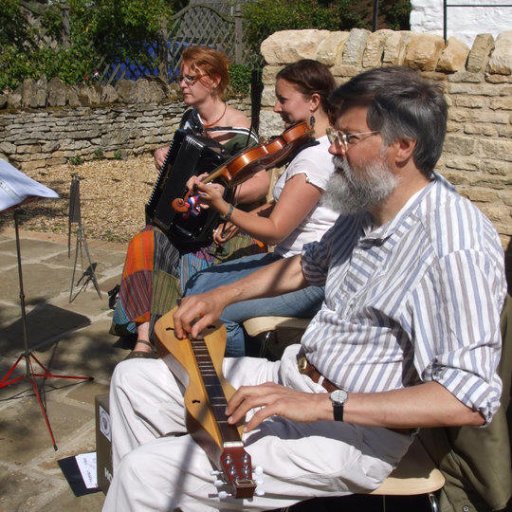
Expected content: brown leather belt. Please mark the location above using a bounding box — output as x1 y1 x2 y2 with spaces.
297 354 339 393
297 354 414 436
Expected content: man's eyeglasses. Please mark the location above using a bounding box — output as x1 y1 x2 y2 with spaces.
178 73 206 85
326 127 379 151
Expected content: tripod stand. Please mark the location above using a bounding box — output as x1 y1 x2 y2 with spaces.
68 174 102 302
0 208 93 450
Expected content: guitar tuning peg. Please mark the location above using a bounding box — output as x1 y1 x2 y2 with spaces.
255 476 264 486
218 491 233 500
255 486 265 496
210 470 222 476
213 479 224 488
254 466 263 476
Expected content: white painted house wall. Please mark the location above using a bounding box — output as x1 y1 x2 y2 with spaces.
410 0 512 46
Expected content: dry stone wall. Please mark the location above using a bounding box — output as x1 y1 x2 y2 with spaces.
0 78 251 171
258 28 512 288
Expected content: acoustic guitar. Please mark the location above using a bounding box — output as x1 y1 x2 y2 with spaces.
154 307 260 500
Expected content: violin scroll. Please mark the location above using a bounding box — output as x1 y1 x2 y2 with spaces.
171 197 190 213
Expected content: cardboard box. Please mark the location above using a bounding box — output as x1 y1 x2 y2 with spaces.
95 393 113 494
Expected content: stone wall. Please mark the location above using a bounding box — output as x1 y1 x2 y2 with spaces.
258 28 512 286
0 78 251 171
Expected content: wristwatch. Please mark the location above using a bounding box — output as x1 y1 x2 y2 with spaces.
329 389 348 422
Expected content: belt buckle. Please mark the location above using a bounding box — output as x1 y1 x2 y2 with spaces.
297 355 308 374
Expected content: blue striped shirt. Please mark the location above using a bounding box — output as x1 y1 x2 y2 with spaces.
301 174 506 423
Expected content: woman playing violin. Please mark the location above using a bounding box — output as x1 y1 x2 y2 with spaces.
111 46 270 358
183 59 339 356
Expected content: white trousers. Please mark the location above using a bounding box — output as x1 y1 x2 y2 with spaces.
102 345 413 512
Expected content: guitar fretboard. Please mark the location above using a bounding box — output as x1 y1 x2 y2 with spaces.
191 337 242 444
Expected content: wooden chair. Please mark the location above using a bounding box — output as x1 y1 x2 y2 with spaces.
243 316 445 511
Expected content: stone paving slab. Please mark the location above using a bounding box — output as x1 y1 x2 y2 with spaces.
0 238 66 262
0 303 91 353
1 392 93 465
0 303 23 331
0 253 18 270
2 263 77 305
0 228 126 512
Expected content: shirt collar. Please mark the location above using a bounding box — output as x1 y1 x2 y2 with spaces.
362 174 439 242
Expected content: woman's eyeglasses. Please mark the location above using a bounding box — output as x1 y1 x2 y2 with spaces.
326 127 379 151
178 74 206 85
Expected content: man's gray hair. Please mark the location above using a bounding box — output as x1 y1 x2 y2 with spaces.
329 66 448 176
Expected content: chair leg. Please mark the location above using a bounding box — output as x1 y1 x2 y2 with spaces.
427 492 441 512
245 330 279 359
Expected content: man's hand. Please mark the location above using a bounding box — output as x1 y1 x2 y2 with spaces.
226 382 328 432
173 291 227 339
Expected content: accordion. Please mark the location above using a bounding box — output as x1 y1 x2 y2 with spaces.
145 129 230 251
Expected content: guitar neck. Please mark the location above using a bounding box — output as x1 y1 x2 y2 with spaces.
191 337 241 445
154 310 257 499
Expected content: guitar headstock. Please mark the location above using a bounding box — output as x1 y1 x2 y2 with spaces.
216 445 257 499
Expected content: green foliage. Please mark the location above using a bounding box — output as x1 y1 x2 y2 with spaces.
0 0 175 90
242 0 340 53
0 0 412 92
228 64 252 96
0 0 33 49
380 0 411 30
69 155 84 165
40 4 66 43
243 0 410 54
93 148 105 160
113 149 123 160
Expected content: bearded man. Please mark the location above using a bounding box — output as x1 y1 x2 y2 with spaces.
103 66 506 512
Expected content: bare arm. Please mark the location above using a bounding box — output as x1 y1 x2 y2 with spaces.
173 254 306 338
212 201 275 245
233 169 270 205
226 381 485 433
193 173 323 245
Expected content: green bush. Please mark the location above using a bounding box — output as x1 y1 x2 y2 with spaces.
69 155 84 165
0 0 411 92
228 64 252 96
93 148 105 160
0 0 175 90
243 0 410 54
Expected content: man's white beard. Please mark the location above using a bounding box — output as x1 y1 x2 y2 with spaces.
322 155 398 215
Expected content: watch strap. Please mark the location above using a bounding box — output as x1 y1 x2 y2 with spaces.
333 402 344 422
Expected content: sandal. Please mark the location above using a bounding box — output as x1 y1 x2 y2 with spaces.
124 339 157 361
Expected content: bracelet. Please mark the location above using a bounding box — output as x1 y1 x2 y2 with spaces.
220 203 234 221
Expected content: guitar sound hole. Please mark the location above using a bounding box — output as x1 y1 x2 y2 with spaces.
165 327 175 331
192 399 201 404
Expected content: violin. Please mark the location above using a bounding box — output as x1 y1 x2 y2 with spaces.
154 308 262 500
172 121 314 214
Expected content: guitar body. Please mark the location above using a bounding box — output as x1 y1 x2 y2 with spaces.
154 308 256 499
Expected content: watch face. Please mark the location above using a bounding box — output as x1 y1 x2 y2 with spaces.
330 389 348 404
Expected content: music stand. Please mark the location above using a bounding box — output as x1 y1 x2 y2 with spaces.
0 203 93 450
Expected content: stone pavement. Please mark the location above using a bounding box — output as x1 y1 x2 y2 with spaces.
0 226 129 512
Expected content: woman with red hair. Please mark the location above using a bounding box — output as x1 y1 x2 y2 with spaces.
112 46 270 358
